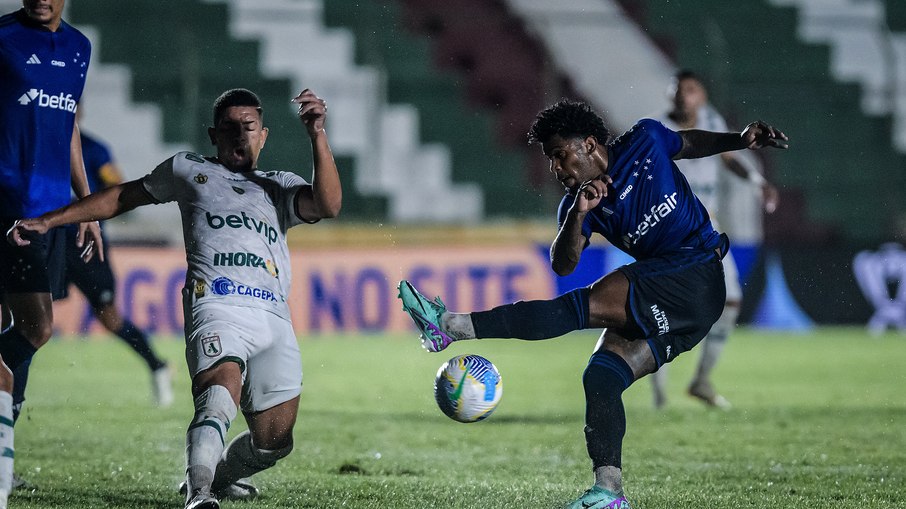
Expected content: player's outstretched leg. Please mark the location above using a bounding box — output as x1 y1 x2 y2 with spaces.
398 280 593 351
397 280 457 352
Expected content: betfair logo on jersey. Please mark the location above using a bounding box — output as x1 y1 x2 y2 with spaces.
17 89 77 112
210 276 278 302
206 211 279 244
625 192 678 245
213 252 279 278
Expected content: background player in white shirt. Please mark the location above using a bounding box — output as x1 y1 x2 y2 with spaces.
652 70 779 409
9 87 341 509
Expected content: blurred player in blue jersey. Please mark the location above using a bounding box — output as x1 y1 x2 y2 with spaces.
58 118 174 407
399 100 788 509
650 70 780 409
0 0 100 502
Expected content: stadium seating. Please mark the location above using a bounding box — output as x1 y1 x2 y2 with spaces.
323 0 550 218
67 0 586 222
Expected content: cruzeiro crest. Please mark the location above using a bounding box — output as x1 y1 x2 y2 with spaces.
201 334 222 358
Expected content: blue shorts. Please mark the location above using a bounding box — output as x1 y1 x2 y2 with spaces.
0 218 67 300
61 227 116 309
616 239 728 367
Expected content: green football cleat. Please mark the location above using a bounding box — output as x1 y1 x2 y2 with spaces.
397 280 454 352
564 486 631 509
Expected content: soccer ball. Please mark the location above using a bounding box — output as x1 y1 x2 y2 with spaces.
434 354 503 423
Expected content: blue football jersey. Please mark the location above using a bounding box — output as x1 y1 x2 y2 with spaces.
558 119 721 259
0 9 91 217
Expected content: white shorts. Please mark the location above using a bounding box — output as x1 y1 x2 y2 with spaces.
722 249 742 303
184 301 302 413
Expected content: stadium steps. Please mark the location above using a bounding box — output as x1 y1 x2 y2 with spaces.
206 0 485 223
504 0 676 132
74 27 192 243
67 0 394 221
323 0 546 218
632 0 906 243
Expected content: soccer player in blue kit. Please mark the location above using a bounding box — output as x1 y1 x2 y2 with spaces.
0 0 100 502
399 100 788 508
57 123 173 406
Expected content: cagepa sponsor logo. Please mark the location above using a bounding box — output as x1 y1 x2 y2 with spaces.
17 88 78 112
206 211 279 245
625 192 678 245
650 304 669 335
213 251 279 278
210 276 278 302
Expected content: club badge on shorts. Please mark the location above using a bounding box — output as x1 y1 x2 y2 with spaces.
201 334 222 358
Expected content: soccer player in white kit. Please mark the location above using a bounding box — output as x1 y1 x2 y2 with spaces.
651 70 779 409
8 88 342 509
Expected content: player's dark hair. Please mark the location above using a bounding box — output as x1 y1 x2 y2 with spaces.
674 69 706 86
527 99 611 146
212 88 263 125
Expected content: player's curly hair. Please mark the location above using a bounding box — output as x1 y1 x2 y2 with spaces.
212 88 263 125
527 99 611 146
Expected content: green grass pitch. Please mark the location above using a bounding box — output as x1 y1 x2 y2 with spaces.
9 327 906 508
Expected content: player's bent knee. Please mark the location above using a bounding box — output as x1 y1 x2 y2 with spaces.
249 442 293 470
19 321 53 348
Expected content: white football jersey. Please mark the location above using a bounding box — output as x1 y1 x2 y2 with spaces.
142 152 308 316
656 106 728 214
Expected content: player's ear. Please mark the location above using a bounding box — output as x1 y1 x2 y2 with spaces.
259 126 269 148
584 135 597 154
207 126 217 146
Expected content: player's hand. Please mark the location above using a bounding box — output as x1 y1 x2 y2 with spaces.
76 221 104 262
761 182 780 214
741 121 788 150
575 176 611 213
292 89 327 138
6 218 48 247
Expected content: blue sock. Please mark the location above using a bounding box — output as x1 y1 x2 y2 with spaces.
583 350 634 469
0 327 38 372
11 358 31 422
115 320 165 371
0 328 39 422
470 288 590 340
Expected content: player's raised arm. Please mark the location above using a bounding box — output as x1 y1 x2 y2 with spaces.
292 89 342 222
8 180 154 247
675 121 789 160
550 178 609 276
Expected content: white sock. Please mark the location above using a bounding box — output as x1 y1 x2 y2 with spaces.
693 304 739 384
0 391 13 509
212 430 292 492
185 385 236 497
650 366 668 408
